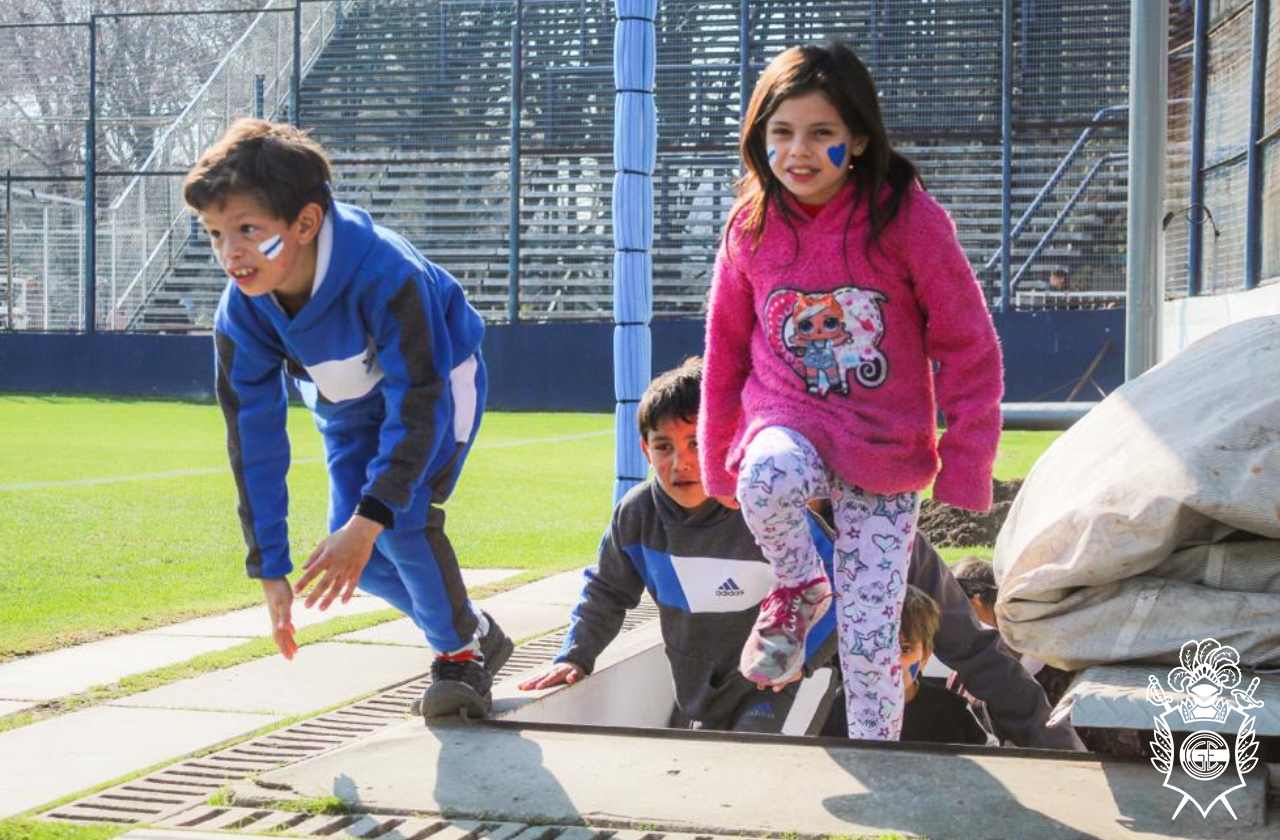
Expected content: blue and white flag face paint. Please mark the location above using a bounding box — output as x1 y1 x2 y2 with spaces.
767 145 778 164
258 234 284 260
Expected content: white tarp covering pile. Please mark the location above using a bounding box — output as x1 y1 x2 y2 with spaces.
995 316 1280 670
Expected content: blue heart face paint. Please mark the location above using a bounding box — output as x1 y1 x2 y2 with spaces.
766 92 857 204
258 234 284 260
908 661 920 681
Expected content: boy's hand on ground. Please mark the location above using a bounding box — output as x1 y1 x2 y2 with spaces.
714 494 740 510
261 578 298 660
296 515 383 611
517 662 586 691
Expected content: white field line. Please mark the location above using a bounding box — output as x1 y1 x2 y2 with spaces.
0 430 611 492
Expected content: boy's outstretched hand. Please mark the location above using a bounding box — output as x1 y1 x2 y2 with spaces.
261 578 299 660
518 662 586 691
296 515 383 611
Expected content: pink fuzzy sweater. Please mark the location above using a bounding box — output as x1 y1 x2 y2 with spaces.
698 180 1003 512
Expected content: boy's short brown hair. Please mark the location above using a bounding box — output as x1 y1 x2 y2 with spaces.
637 356 702 440
952 556 998 610
900 584 941 656
183 118 331 222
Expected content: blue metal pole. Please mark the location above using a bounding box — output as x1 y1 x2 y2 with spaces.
1187 0 1209 297
739 0 750 123
508 0 523 322
613 0 657 503
1000 0 1013 311
291 2 302 126
1244 0 1269 290
84 17 97 334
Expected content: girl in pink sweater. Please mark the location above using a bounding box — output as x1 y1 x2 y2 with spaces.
698 43 1003 741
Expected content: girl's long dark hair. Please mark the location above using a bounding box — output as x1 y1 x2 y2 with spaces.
729 43 920 254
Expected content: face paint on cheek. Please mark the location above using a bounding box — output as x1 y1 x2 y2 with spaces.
908 661 920 681
767 146 777 164
826 143 848 169
258 234 284 261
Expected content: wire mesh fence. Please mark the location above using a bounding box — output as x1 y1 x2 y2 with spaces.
9 0 1272 332
1201 5 1253 293
1164 0 1277 299
0 176 86 331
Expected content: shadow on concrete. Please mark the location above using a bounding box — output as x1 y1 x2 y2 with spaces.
822 745 1104 840
1099 757 1271 839
431 722 580 823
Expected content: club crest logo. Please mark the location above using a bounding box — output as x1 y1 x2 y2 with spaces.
1146 639 1263 820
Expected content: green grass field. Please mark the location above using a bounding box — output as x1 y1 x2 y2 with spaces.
0 395 1057 660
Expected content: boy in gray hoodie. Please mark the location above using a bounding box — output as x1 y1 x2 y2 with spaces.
519 358 1082 748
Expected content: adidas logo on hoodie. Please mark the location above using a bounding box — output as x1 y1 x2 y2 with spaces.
715 578 745 597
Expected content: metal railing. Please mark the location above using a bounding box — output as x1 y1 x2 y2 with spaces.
1009 152 1127 295
980 104 1128 279
103 1 355 330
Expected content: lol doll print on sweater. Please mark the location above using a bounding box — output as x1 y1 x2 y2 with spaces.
697 43 1003 741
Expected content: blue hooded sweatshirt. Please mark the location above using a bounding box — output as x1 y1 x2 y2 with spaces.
213 200 485 579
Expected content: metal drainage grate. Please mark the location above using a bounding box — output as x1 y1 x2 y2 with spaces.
139 806 761 840
41 602 661 827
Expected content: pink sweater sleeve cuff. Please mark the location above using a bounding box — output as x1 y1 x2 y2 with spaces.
697 409 740 499
703 472 737 499
931 454 995 512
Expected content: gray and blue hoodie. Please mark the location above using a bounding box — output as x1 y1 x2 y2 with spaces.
556 479 837 729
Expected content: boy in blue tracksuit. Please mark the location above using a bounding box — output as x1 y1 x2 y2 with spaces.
185 118 511 718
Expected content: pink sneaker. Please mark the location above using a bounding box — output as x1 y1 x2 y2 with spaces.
740 577 832 686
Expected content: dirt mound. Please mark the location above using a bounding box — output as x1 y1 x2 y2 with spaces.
918 479 1022 547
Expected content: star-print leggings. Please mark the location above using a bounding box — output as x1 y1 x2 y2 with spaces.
736 426 920 741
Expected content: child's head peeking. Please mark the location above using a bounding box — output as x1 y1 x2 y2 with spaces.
952 556 998 628
899 584 941 702
183 119 332 309
637 357 707 511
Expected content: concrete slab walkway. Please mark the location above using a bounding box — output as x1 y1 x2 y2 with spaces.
113 642 435 716
3 707 274 820
0 566 586 820
0 568 522 705
238 721 1273 840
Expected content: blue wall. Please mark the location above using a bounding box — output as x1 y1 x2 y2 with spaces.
0 309 1123 408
